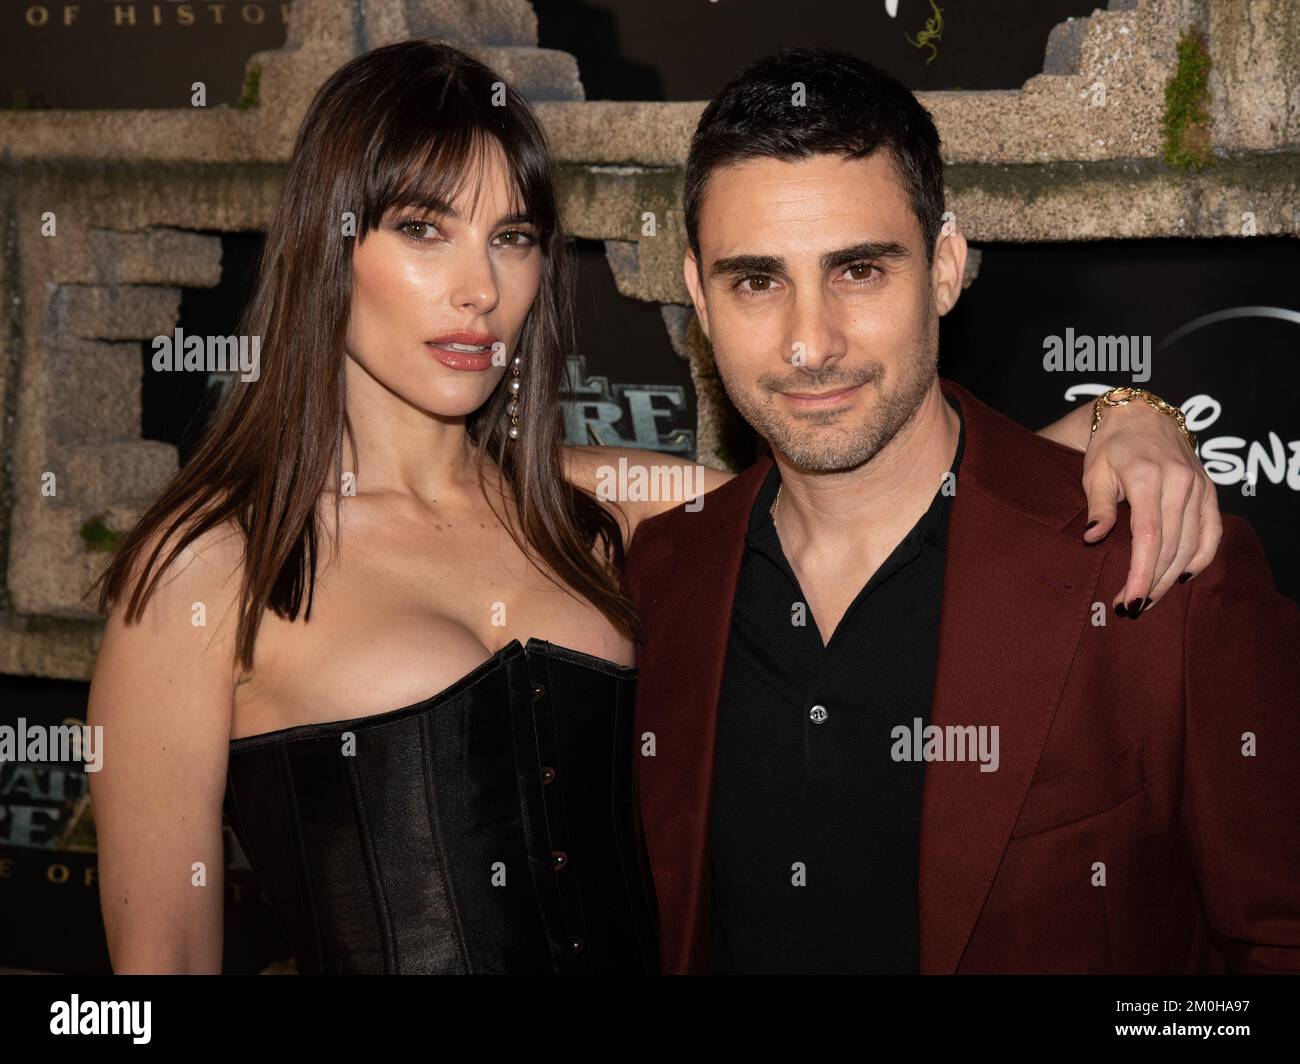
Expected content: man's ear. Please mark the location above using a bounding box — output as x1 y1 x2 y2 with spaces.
683 250 710 340
930 222 968 318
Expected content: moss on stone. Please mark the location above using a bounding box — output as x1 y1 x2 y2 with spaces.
1162 27 1213 172
946 152 1299 198
944 160 1097 207
236 65 261 111
79 514 122 553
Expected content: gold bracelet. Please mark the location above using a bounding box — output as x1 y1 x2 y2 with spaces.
1090 387 1198 453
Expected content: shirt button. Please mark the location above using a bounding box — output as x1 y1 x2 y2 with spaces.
551 850 568 870
809 704 828 724
532 683 545 701
540 766 556 785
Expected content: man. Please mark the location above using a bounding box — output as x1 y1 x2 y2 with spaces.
624 47 1300 974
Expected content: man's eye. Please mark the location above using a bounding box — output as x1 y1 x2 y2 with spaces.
842 262 880 284
736 275 774 294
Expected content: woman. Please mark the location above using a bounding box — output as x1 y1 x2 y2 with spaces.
86 39 1217 974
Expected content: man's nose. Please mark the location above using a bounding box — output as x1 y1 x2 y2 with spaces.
787 289 846 372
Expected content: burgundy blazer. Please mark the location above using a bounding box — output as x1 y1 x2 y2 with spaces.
623 379 1300 974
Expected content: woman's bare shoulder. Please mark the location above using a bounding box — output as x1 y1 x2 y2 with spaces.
131 511 245 597
90 509 248 747
101 509 247 661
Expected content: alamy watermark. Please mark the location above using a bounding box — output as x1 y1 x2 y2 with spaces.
50 996 150 1044
595 458 705 512
0 718 103 772
151 328 261 383
1043 328 1150 383
890 717 1000 773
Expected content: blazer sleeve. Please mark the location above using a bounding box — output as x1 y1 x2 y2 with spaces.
1181 515 1300 973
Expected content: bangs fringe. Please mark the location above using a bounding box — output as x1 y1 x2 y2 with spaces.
364 79 545 238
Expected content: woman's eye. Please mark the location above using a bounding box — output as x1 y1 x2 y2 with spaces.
494 229 536 248
399 220 438 242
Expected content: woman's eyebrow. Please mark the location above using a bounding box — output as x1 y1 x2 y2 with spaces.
396 194 458 218
393 198 532 227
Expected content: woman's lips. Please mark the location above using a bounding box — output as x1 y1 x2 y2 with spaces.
425 340 495 372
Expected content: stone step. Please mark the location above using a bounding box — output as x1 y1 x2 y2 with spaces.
472 46 584 103
87 228 222 287
49 285 181 342
1043 17 1088 76
8 496 175 620
8 505 112 619
47 340 143 445
58 440 178 511
406 0 540 47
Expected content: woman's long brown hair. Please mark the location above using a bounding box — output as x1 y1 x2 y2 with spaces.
90 38 642 668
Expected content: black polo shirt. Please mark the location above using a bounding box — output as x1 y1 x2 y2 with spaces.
708 400 965 974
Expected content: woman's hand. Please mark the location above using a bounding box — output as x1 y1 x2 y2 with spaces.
1049 398 1223 615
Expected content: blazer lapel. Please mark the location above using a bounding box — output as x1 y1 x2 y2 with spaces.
634 454 774 974
919 384 1107 973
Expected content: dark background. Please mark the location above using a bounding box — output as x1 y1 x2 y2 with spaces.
2 0 1099 107
3 0 1296 973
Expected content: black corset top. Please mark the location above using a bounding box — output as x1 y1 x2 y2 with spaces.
223 638 659 974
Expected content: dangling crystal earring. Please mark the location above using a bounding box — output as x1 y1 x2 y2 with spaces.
506 355 523 439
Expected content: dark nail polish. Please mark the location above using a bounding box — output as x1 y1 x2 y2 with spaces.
1084 519 1099 532
1127 598 1144 618
1113 602 1127 617
1178 571 1193 583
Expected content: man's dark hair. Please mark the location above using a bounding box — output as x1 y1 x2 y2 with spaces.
684 46 946 267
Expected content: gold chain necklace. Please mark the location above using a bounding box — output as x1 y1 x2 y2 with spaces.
769 483 782 522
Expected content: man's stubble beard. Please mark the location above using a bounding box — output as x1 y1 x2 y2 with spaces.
716 300 939 474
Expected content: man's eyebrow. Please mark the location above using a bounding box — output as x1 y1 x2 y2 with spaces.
708 241 910 280
709 253 786 279
819 240 910 271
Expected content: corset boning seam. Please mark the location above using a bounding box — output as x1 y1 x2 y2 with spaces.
506 654 557 967
276 743 324 974
536 652 590 950
417 710 471 973
609 671 649 968
343 750 398 972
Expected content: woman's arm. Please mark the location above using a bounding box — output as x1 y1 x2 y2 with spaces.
563 445 734 544
1036 399 1095 450
566 388 1224 613
1038 396 1222 612
87 525 243 974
